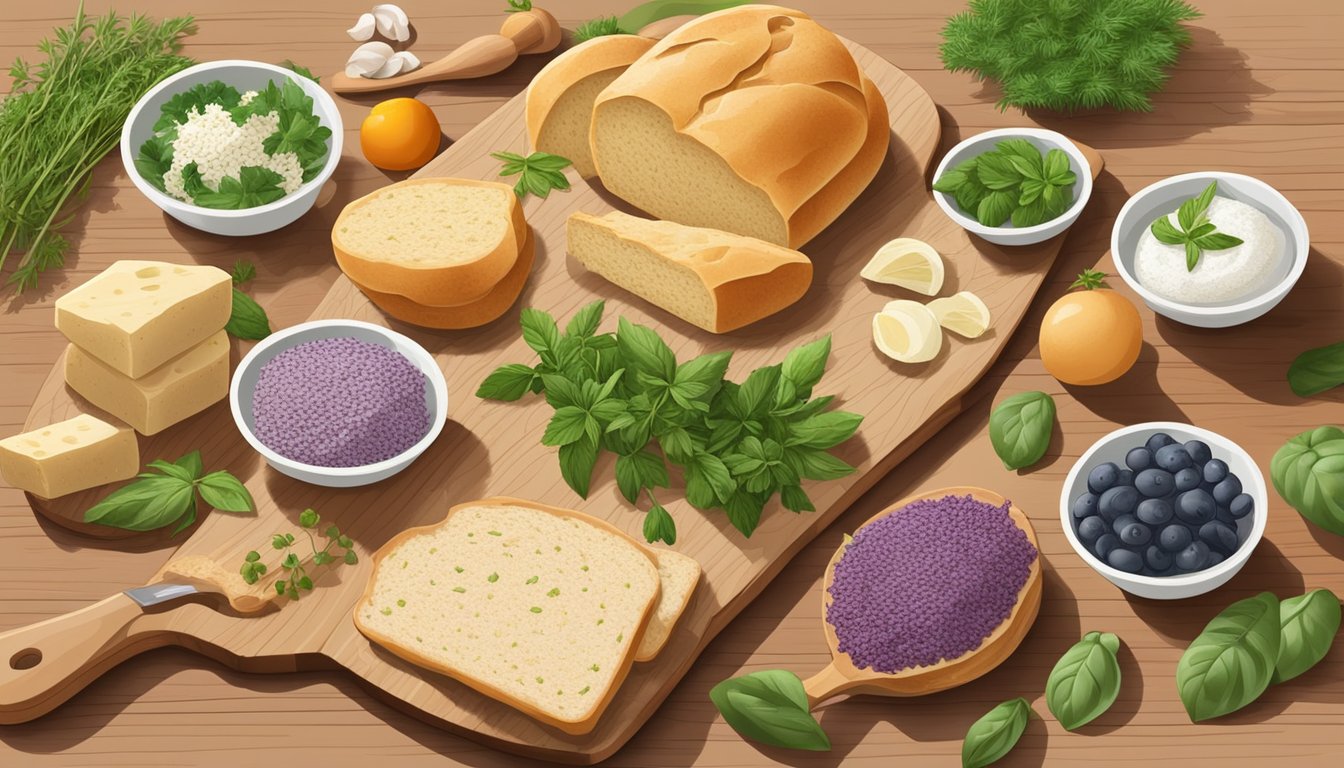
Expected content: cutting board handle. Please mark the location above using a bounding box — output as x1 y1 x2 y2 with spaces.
802 662 865 710
0 593 149 724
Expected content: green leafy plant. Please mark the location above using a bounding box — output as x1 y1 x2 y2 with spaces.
1287 341 1344 397
0 5 195 292
932 139 1076 227
491 151 572 199
940 0 1201 112
226 260 271 340
988 390 1056 471
574 16 623 43
1046 631 1122 731
1273 588 1341 684
1150 181 1244 271
279 60 319 83
476 302 862 543
84 451 253 534
1271 426 1344 536
962 697 1031 768
709 670 829 751
505 0 533 12
575 0 751 39
1176 592 1280 722
240 507 358 601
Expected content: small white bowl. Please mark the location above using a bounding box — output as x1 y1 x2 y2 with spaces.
230 320 448 487
1110 172 1309 328
120 60 343 236
1060 422 1268 600
931 127 1093 246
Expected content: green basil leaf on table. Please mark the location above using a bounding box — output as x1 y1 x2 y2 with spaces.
565 299 605 338
988 391 1056 471
1270 426 1344 536
84 474 192 530
1046 631 1123 731
475 363 538 401
1273 588 1342 685
1287 341 1344 397
1176 591 1281 722
710 669 830 751
781 335 831 394
962 697 1031 768
225 287 271 340
642 502 677 546
197 470 257 513
147 458 195 484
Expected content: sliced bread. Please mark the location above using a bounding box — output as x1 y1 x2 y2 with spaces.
567 210 812 333
353 497 660 735
332 178 525 307
636 549 701 662
526 35 655 178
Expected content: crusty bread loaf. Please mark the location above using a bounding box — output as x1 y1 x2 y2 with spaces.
590 5 889 248
636 549 701 662
526 35 655 178
332 179 525 307
353 497 660 735
567 210 812 333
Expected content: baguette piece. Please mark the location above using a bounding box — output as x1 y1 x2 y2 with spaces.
590 5 889 248
636 549 701 662
526 35 655 178
567 210 812 333
332 179 525 307
353 497 660 735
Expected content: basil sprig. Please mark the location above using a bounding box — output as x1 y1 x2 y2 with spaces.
933 138 1077 228
709 670 829 751
988 390 1057 471
1149 181 1245 271
491 150 572 199
225 259 271 340
84 450 254 534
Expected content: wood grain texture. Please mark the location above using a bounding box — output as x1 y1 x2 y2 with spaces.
0 1 1340 766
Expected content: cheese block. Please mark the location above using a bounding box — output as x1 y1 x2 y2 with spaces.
636 549 701 662
525 35 655 178
0 414 139 499
63 330 229 435
55 260 231 378
353 497 660 735
567 210 812 333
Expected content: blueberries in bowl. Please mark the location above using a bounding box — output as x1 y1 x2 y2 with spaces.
1071 431 1253 577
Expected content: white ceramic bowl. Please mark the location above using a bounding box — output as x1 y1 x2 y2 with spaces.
120 60 343 236
1060 422 1268 600
230 320 448 487
1110 172 1309 328
931 127 1093 246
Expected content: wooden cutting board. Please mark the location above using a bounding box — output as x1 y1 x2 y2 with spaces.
11 40 1100 763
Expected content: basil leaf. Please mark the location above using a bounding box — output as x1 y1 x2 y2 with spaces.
976 189 1015 227
783 446 855 481
1177 592 1281 722
737 364 782 418
1046 631 1123 731
195 470 254 513
1011 196 1049 228
781 335 830 394
1007 153 1042 181
565 300 605 338
135 135 174 190
1273 588 1341 684
962 697 1031 768
1271 426 1344 535
147 458 195 484
1018 178 1045 207
641 502 677 545
1185 240 1202 271
84 474 195 532
1149 216 1189 245
988 391 1056 471
1178 180 1219 231
557 435 599 498
711 670 829 751
954 172 989 214
685 451 736 509
1194 231 1244 251
724 491 765 537
787 411 863 449
995 138 1039 166
779 484 814 513
976 151 1023 191
520 307 560 355
225 287 271 340
617 317 676 383
1044 148 1072 184
1287 342 1344 397
541 406 588 447
476 363 538 401
614 449 669 504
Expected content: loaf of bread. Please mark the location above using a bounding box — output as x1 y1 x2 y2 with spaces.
590 5 889 249
567 210 812 333
353 497 660 735
636 549 701 662
526 35 655 178
332 179 526 307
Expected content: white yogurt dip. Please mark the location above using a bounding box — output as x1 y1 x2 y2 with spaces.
1134 196 1285 305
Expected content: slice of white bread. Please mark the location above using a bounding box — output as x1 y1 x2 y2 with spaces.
567 210 812 333
526 35 655 178
636 549 701 662
332 178 525 307
353 497 660 735
590 6 889 248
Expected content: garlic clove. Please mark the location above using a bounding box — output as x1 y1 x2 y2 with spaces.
369 56 404 79
346 12 376 42
346 41 394 78
372 4 411 42
390 51 421 74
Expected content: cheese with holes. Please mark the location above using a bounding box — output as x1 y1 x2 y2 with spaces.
55 260 232 378
0 415 139 499
64 331 230 435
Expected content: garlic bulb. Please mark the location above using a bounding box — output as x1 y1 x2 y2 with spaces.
346 12 376 42
345 41 395 78
372 4 411 42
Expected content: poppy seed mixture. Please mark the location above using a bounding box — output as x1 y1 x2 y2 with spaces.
251 337 430 467
826 494 1037 674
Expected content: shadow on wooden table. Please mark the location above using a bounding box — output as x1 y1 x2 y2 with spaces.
1065 342 1189 425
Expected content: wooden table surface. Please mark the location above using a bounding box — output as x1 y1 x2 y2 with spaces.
0 1 1340 765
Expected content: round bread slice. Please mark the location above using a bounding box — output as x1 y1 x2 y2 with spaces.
526 35 655 178
332 178 525 307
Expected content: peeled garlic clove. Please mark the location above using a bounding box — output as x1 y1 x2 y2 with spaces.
390 51 421 74
346 41 394 78
372 3 411 42
347 12 376 41
369 56 404 79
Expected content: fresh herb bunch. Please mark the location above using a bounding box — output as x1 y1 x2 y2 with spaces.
1150 181 1244 271
574 16 623 43
84 451 254 534
575 0 751 40
709 670 830 751
476 302 862 543
940 0 1201 112
0 4 195 292
279 60 319 83
136 78 331 209
932 139 1076 227
505 0 533 11
225 259 272 340
240 508 358 601
491 151 572 199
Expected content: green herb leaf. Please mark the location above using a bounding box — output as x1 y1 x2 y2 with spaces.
279 60 319 82
84 474 194 532
1044 148 1072 184
685 451 736 509
1286 342 1344 397
783 447 855 481
558 435 599 498
781 335 831 394
491 150 572 199
231 260 256 285
505 0 532 11
642 502 677 545
297 508 319 528
1193 231 1244 251
565 300 605 338
1178 181 1217 231
614 450 670 504
1273 588 1341 685
709 670 830 751
193 166 287 210
476 363 539 401
724 491 765 537
1046 631 1123 731
617 317 676 383
932 157 977 194
976 189 1015 227
196 470 255 513
1150 215 1187 245
787 411 863 450
1270 426 1344 535
1177 592 1281 722
975 152 1023 191
156 81 241 133
344 549 359 565
988 391 1056 471
779 484 815 513
225 287 272 340
135 135 175 190
520 307 560 356
573 15 623 42
962 698 1031 768
542 406 589 447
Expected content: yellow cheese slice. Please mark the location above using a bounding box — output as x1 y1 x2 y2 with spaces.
0 414 139 499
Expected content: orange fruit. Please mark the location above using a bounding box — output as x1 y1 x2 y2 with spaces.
360 98 441 171
1039 270 1143 386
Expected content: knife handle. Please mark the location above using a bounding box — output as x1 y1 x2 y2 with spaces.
0 592 155 724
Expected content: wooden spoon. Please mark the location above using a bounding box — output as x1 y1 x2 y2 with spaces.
802 486 1043 708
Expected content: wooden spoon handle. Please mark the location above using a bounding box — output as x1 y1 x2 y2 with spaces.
801 662 863 709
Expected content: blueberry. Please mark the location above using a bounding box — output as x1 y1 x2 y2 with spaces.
1184 440 1213 465
1175 489 1217 526
1175 540 1211 571
1145 545 1174 572
1146 433 1177 453
1174 467 1202 492
1119 519 1152 547
1107 547 1144 574
1203 459 1229 485
1155 444 1194 472
1077 515 1107 544
1215 506 1238 527
1199 521 1240 555
1094 533 1121 560
1126 447 1153 472
1213 475 1243 507
1072 493 1099 519
1117 469 1135 487
1135 468 1175 498
1137 498 1174 526
1088 462 1121 494
1229 493 1255 519
1159 524 1193 552
1207 551 1225 567
1099 485 1140 520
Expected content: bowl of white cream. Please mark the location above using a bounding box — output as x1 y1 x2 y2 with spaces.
1111 172 1309 328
